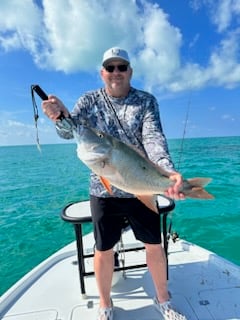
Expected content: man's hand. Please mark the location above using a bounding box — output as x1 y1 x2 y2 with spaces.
41 95 70 122
165 172 185 200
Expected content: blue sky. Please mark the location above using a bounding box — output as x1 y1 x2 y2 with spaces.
0 0 239 146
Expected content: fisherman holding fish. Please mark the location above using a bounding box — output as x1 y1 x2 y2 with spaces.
42 47 188 320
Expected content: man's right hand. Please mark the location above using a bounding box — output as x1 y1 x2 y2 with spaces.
41 95 70 122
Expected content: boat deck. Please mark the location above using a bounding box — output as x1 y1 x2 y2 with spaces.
1 228 240 320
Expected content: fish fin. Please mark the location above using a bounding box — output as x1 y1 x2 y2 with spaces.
136 195 158 213
187 177 212 187
188 188 214 199
99 176 113 194
184 178 214 199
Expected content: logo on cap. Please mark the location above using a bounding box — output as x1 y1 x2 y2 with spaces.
112 48 120 56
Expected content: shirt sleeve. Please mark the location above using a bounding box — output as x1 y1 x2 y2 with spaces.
55 117 75 139
55 93 93 139
142 96 176 173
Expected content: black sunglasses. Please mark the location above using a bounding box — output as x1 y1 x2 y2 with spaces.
104 64 129 73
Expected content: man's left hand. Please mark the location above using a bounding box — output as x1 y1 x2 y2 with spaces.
165 172 185 200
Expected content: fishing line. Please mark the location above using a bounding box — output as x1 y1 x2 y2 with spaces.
177 92 192 171
31 85 42 152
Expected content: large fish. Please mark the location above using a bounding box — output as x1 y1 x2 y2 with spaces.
74 125 214 212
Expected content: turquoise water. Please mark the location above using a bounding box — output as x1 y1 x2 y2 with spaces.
0 136 239 296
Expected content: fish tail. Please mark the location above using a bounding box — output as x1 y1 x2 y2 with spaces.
183 178 214 199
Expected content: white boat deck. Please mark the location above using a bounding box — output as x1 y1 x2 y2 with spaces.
1 227 240 320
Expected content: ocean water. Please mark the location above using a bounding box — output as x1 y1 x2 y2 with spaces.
0 136 239 296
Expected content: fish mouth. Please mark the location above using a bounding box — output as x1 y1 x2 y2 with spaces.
77 143 108 163
81 153 106 163
78 142 108 153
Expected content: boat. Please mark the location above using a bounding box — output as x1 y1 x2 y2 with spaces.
0 197 240 320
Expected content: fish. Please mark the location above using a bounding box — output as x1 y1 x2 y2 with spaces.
74 125 214 212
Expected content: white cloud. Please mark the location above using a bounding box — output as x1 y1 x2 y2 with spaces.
207 29 240 86
35 0 143 71
0 0 44 51
189 34 200 48
221 114 235 121
170 27 240 91
134 2 182 88
0 0 240 92
190 0 240 32
211 0 240 32
0 112 65 146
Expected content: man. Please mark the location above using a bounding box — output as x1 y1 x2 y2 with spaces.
42 47 187 320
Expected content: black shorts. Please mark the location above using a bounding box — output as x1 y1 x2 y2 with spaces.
90 195 161 251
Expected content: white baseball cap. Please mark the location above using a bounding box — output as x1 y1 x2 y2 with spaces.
102 47 130 66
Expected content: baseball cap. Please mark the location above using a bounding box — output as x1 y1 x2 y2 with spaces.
102 47 130 66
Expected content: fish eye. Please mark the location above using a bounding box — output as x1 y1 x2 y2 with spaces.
97 132 104 138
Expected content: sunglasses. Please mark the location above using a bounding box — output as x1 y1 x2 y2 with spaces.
104 64 129 73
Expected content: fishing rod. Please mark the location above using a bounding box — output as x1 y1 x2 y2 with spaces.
166 92 192 244
31 85 48 101
177 92 192 171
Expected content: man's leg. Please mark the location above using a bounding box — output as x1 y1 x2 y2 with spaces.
145 243 169 303
94 248 114 308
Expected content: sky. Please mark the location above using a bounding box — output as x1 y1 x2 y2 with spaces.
0 0 239 146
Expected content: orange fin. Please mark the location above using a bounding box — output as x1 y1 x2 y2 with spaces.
136 195 158 213
100 176 113 194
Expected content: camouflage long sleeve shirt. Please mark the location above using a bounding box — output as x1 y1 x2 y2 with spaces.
56 87 175 198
